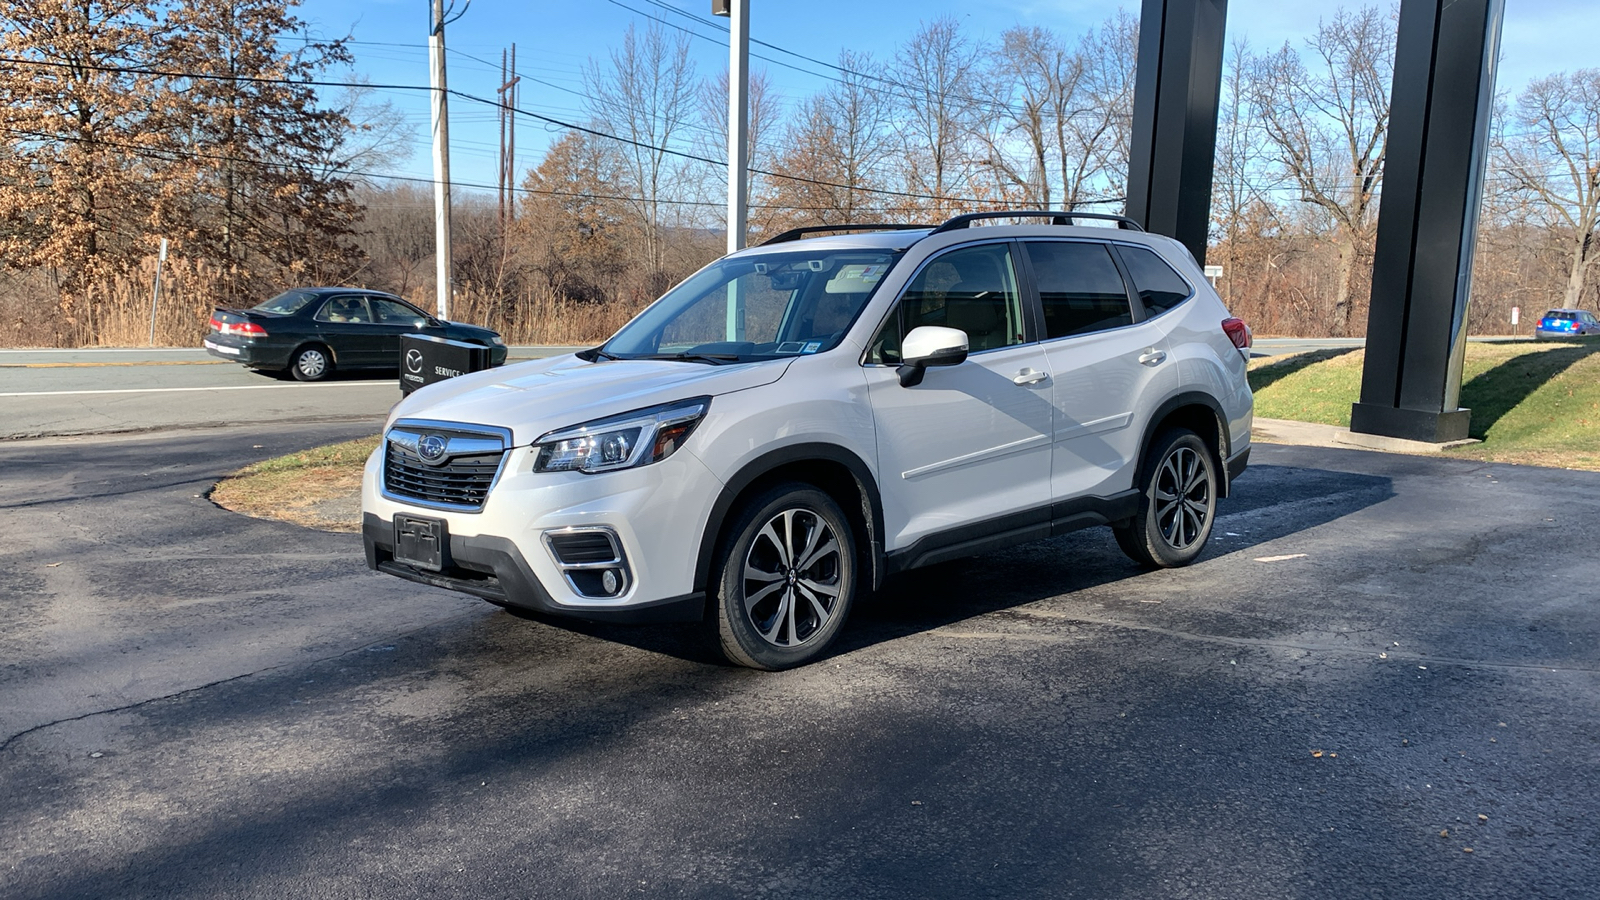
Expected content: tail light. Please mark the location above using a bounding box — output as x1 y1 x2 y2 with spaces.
210 315 267 338
1221 317 1252 352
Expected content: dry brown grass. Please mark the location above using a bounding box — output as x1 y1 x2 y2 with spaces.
210 436 379 532
2 257 649 348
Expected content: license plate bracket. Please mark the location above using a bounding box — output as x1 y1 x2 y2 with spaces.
394 514 447 571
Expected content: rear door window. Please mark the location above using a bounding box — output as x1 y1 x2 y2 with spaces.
1116 245 1193 317
315 296 372 324
1023 241 1135 339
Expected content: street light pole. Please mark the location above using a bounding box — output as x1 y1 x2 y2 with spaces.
714 0 749 253
428 0 455 319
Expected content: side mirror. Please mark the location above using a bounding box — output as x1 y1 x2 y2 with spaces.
897 325 968 387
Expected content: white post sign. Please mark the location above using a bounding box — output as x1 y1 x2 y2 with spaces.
148 237 169 346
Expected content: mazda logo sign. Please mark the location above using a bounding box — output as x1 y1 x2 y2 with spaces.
418 434 448 463
404 348 424 374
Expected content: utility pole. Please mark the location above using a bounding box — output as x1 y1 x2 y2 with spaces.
429 0 465 319
713 0 749 252
498 44 520 232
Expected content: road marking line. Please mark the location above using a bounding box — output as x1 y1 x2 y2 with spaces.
0 361 228 368
0 383 396 398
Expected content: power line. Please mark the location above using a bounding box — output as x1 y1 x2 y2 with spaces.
2 53 1015 206
2 125 1001 216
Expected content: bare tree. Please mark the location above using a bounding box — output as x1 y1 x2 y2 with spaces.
981 25 1079 206
583 22 699 281
320 79 419 185
697 66 781 235
767 50 895 228
1247 5 1394 336
894 16 982 215
1073 11 1139 207
1499 69 1600 309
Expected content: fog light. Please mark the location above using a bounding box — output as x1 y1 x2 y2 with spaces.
602 569 620 594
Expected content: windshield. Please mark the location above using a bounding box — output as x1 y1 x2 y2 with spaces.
252 290 317 316
603 248 905 362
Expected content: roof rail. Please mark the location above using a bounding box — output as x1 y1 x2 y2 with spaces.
929 210 1144 235
759 223 933 246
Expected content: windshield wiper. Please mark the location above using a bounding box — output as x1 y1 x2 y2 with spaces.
651 352 741 365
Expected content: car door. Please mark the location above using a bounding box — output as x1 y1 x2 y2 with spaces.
311 294 386 367
864 241 1055 553
1022 239 1171 500
368 296 434 365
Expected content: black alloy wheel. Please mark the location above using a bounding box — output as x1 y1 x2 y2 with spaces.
1114 427 1218 568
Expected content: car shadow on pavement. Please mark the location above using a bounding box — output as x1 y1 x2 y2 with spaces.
538 462 1395 666
253 367 402 383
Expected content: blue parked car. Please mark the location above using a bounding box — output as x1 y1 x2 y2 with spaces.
1534 308 1600 340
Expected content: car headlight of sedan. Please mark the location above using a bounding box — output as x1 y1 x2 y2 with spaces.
533 397 710 474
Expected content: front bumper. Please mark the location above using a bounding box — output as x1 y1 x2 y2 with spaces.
362 514 703 623
362 437 722 623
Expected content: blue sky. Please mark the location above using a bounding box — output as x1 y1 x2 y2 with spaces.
292 0 1599 194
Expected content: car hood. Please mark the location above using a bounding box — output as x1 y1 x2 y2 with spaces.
387 354 795 444
445 321 499 340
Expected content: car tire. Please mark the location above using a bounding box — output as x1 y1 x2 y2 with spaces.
1114 428 1218 569
290 345 333 382
714 483 858 670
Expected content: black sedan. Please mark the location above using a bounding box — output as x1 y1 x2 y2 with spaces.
203 288 508 381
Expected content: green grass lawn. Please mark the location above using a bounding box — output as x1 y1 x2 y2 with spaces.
1249 339 1600 470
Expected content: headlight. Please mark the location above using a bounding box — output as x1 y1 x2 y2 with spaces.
533 397 710 474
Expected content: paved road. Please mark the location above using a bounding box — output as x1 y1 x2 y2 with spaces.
0 347 584 439
2 425 1597 898
4 338 1538 439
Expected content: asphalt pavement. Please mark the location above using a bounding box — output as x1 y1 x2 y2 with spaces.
2 422 1597 898
0 347 585 439
0 340 1335 440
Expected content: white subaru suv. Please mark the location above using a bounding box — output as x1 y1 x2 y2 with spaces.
362 212 1253 669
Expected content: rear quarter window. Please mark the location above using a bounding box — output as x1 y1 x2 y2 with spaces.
252 291 316 315
1116 245 1193 316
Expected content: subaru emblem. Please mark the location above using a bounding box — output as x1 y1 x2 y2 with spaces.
417 434 448 463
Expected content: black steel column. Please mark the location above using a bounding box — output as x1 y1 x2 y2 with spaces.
1126 0 1228 266
1351 0 1504 443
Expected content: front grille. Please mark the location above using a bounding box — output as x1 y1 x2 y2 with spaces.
382 422 510 511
